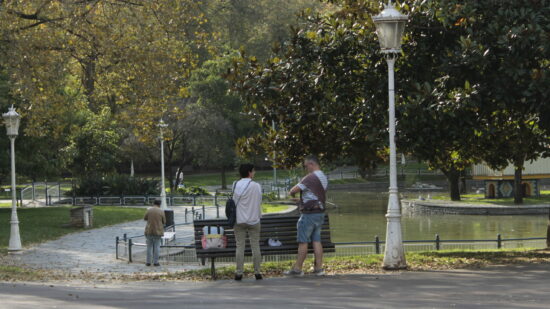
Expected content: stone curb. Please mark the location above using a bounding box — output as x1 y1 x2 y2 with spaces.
403 199 550 215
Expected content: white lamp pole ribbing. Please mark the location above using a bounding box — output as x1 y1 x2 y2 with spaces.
3 106 22 253
158 118 169 210
371 1 408 269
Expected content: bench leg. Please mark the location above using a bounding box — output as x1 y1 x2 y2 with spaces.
211 258 216 280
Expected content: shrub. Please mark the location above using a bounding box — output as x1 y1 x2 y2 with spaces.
262 191 279 201
68 175 159 196
177 185 210 196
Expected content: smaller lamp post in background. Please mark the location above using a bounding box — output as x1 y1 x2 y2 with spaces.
158 118 169 210
371 1 408 270
3 106 22 253
272 120 277 189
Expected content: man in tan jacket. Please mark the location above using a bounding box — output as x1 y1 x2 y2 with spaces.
144 200 166 266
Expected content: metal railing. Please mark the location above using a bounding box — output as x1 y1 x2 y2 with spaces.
116 230 548 265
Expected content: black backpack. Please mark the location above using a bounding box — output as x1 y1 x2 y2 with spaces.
225 180 251 226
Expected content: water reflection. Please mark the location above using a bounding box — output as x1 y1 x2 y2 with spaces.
327 191 547 243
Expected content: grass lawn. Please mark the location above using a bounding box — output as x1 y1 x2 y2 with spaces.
171 248 550 280
262 203 292 213
0 206 145 252
330 178 369 185
432 192 550 205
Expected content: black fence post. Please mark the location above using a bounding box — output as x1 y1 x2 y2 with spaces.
193 196 197 206
375 235 380 254
497 234 502 249
202 205 205 219
128 238 133 263
216 203 219 218
115 236 119 259
192 207 195 220
435 234 440 250
123 233 127 242
48 195 52 206
185 208 188 223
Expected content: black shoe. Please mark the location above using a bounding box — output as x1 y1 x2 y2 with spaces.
145 263 151 266
153 263 160 267
234 274 243 281
255 274 263 280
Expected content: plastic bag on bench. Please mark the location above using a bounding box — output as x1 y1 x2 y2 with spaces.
201 226 227 249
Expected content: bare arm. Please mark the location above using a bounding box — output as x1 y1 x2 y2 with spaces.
289 185 302 197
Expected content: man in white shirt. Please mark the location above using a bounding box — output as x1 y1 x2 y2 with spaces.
232 163 263 281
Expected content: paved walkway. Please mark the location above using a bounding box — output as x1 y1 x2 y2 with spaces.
10 206 221 274
1 264 550 308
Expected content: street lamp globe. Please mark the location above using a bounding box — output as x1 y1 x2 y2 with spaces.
2 106 21 137
372 2 408 54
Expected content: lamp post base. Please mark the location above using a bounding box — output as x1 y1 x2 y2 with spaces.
382 191 407 270
8 220 23 253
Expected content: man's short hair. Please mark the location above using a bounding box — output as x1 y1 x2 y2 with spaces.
304 155 320 166
153 199 161 206
239 163 255 178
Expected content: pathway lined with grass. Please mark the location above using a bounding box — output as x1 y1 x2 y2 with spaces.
5 203 293 275
0 206 145 253
7 206 221 274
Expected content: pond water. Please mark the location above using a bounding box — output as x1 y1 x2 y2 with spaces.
327 190 548 243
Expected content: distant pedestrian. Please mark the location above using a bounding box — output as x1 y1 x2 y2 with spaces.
233 163 263 281
285 155 328 276
144 199 166 266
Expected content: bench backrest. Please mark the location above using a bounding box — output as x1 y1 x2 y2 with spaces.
193 215 334 257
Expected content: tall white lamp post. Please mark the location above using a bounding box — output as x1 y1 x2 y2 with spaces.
372 1 408 269
3 106 22 253
158 118 168 210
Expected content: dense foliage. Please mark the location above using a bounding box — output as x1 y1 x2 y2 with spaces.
0 1 327 187
230 0 549 202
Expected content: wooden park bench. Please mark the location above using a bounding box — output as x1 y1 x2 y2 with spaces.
193 215 335 279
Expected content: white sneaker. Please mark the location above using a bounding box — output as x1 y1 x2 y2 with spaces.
313 269 326 276
268 238 282 247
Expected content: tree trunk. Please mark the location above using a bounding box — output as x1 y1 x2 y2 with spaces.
460 171 467 194
221 167 227 190
174 168 183 192
443 168 461 201
513 166 523 204
81 56 97 110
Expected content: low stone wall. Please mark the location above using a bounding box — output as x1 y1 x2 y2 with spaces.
402 199 550 215
70 205 93 227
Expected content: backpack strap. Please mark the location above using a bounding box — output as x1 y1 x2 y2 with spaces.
230 181 237 198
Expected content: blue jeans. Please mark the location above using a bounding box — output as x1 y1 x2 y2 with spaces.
146 235 161 264
297 213 325 243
